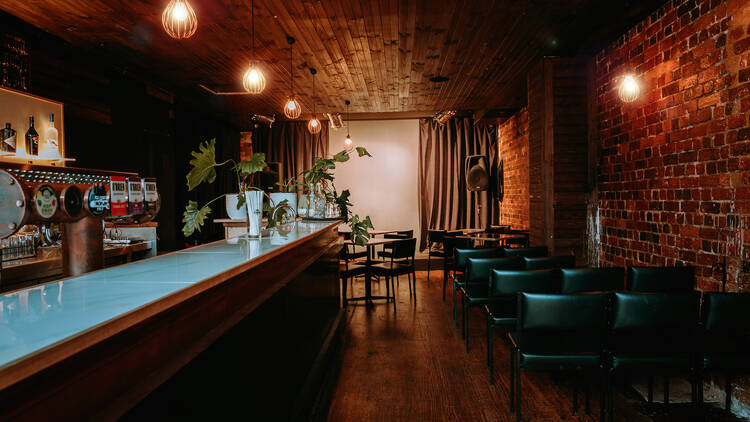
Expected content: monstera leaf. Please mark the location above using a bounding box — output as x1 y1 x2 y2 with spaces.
182 200 212 237
356 146 372 157
235 152 267 178
186 139 218 191
349 214 373 246
335 189 352 222
333 150 350 163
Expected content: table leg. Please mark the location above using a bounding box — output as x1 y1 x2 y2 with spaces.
365 245 374 305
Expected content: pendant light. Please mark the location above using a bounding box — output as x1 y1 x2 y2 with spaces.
343 100 353 152
242 0 266 94
162 0 198 39
618 30 641 103
307 68 322 134
283 36 302 119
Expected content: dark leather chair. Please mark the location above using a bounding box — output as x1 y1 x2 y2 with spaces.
451 247 502 326
561 267 625 293
699 292 750 410
371 238 417 309
485 269 560 385
606 292 700 420
627 266 695 292
340 243 367 306
523 255 576 270
510 292 609 422
503 246 548 258
426 229 447 282
442 233 470 300
504 230 530 248
486 225 510 234
460 256 524 352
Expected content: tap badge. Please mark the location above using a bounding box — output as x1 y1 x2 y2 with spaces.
88 184 109 216
34 185 58 219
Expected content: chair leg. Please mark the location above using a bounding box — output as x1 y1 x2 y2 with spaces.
427 253 431 282
411 271 417 303
608 371 614 422
453 280 459 329
573 382 578 415
515 348 521 422
442 266 447 301
391 276 397 311
464 298 470 353
385 274 390 301
647 375 653 403
664 376 669 405
726 373 732 411
600 368 607 422
585 378 590 415
509 345 515 412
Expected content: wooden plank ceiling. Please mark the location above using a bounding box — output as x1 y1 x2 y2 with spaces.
0 0 663 123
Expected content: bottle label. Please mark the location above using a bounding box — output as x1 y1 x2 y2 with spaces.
110 176 128 216
127 177 144 215
144 180 158 202
2 132 15 149
35 185 58 219
88 185 109 216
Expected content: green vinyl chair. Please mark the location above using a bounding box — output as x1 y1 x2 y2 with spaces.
523 255 576 270
561 267 625 293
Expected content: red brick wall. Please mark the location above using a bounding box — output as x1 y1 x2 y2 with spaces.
596 0 750 291
498 108 530 230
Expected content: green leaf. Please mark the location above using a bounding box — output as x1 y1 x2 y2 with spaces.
355 146 372 157
182 200 212 237
333 150 350 163
349 214 374 246
236 192 246 210
265 200 290 228
235 152 267 177
186 139 218 191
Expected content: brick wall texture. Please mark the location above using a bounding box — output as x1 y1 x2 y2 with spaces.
498 108 530 230
596 0 750 292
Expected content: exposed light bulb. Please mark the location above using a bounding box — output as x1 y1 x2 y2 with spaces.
618 73 641 103
243 65 266 94
343 135 354 151
283 98 301 119
162 0 197 39
307 118 322 134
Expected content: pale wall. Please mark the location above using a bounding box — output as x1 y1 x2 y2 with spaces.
329 119 420 243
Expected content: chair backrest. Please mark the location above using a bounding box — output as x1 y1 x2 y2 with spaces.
453 247 502 272
465 256 524 284
610 291 699 354
627 266 695 292
503 246 548 258
444 236 473 260
702 292 750 355
561 267 625 293
390 238 417 261
485 225 510 234
427 229 446 245
516 292 609 355
383 230 414 250
523 255 576 270
489 269 560 297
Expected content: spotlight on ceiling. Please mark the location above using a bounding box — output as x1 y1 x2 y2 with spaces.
434 110 456 125
326 113 344 130
251 114 275 127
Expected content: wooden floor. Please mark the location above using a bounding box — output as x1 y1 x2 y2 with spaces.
326 271 741 422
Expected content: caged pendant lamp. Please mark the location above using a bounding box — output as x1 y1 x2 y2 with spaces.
307 68 322 134
618 30 641 103
283 36 302 119
343 100 353 151
242 0 266 94
162 0 198 39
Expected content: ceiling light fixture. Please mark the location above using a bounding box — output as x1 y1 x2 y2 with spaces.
326 113 344 129
242 0 266 94
434 110 456 125
618 31 641 103
307 68 322 134
162 0 198 39
283 36 301 119
343 100 353 151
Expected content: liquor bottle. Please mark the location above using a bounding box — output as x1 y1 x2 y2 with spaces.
26 116 38 156
1 123 16 153
45 113 58 152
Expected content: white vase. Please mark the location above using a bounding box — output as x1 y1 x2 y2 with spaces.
225 193 247 220
244 190 264 237
269 192 298 219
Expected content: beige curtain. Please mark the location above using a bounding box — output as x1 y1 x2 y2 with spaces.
253 121 329 186
418 117 498 250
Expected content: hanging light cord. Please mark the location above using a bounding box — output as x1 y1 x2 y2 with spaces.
290 42 294 96
312 74 316 117
251 0 255 64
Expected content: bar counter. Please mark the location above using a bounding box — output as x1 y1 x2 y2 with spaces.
0 220 343 421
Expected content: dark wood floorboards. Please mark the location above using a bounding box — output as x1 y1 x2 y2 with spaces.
326 271 742 422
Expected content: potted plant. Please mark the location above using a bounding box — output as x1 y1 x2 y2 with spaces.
301 147 371 219
270 177 302 219
182 138 267 237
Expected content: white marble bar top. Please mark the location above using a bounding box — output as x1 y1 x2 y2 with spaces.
0 220 338 372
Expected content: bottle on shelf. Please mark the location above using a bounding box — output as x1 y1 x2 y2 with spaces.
41 113 59 158
26 116 38 156
1 123 16 153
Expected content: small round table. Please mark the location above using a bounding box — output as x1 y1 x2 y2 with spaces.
343 237 399 305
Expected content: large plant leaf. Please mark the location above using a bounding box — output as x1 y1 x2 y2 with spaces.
182 200 212 237
265 199 289 228
355 146 372 157
236 192 246 210
235 152 267 177
186 139 218 191
349 214 374 246
333 150 350 163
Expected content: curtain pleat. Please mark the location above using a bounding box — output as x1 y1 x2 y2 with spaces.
418 117 498 250
253 121 329 188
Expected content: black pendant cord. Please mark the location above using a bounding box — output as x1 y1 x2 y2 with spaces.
251 0 255 64
290 42 294 96
312 74 316 117
346 100 351 137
